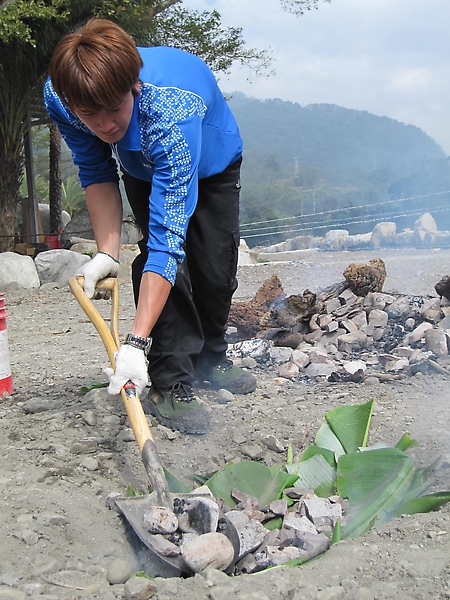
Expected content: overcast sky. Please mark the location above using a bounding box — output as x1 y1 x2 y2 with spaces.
182 0 450 154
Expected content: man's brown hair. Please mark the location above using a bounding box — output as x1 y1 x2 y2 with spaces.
48 19 143 113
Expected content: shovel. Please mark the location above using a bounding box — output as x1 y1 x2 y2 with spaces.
68 276 171 509
68 276 240 577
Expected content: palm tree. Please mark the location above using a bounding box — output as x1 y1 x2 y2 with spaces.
0 0 270 251
48 122 62 236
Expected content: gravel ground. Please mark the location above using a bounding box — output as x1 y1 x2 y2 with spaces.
0 247 449 599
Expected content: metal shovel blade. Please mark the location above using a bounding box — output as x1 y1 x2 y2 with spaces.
115 494 241 578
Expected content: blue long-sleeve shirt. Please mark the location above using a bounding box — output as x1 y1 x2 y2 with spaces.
43 46 242 284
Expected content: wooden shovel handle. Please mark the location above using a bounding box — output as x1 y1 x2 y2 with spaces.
68 276 172 507
67 276 154 449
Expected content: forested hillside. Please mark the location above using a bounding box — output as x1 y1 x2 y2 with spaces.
227 93 450 247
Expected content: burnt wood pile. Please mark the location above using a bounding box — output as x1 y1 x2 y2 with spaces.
228 260 450 383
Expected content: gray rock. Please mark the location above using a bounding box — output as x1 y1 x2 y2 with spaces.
350 310 368 328
106 558 134 585
143 506 178 534
228 339 271 360
261 434 285 453
81 410 97 426
323 229 349 251
324 298 341 314
79 456 99 471
364 376 380 385
368 309 388 327
269 346 293 364
337 330 369 352
241 356 258 369
303 495 342 530
38 203 71 235
278 361 299 379
30 557 63 577
117 427 136 442
292 349 310 368
283 513 318 535
181 532 235 572
425 328 449 356
343 360 366 375
69 241 98 256
124 576 157 599
34 249 90 287
264 544 302 566
62 208 94 241
386 296 415 320
0 253 40 289
0 587 27 599
372 221 396 248
175 497 219 534
404 321 433 345
384 356 410 372
340 319 358 333
309 348 329 364
148 534 181 557
438 315 450 330
304 362 336 378
21 397 62 413
19 529 39 545
364 292 386 309
70 439 98 454
226 510 267 558
338 287 359 305
270 498 288 515
405 317 416 330
241 444 264 460
216 389 235 404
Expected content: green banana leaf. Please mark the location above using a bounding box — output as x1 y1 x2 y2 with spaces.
392 491 450 517
330 517 341 545
325 399 374 453
140 399 449 562
80 381 108 394
163 467 192 493
395 433 419 452
264 516 283 530
314 422 346 458
300 444 336 468
287 454 336 497
205 460 298 508
337 447 417 539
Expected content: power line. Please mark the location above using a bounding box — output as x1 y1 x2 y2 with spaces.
240 189 450 229
240 191 450 240
241 203 450 237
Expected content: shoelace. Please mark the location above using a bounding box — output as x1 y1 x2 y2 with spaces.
171 382 194 404
216 359 233 373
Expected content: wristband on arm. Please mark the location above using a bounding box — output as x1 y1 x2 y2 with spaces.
97 251 120 265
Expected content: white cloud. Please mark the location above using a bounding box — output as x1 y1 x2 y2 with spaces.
389 69 432 92
182 0 450 152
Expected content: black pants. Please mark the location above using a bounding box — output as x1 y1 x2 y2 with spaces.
122 157 241 389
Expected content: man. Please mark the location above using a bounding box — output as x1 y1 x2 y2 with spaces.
44 18 256 434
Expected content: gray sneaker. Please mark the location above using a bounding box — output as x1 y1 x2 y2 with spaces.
147 382 210 434
196 359 256 395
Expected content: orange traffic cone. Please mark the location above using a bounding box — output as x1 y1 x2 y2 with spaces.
0 293 13 395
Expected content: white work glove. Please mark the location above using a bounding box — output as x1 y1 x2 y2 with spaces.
104 344 149 397
76 252 120 299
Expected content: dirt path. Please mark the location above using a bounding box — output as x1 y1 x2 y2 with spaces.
0 248 449 599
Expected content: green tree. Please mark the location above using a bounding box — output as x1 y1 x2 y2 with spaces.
281 0 331 14
61 176 86 217
0 0 269 251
